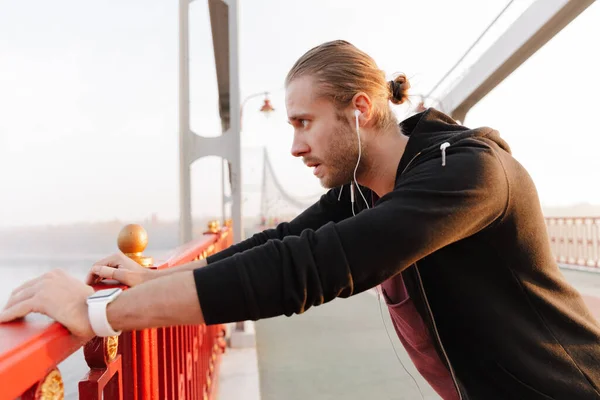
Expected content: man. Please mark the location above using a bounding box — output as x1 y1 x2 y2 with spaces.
2 40 600 399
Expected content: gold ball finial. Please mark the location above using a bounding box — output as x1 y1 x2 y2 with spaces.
207 220 221 233
117 224 153 267
118 224 148 255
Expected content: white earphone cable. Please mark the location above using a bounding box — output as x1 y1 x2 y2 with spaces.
375 286 425 400
353 110 424 399
353 110 370 212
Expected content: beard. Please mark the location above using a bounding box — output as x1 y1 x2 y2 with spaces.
318 121 367 189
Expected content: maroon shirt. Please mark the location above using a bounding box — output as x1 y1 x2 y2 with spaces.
381 273 459 399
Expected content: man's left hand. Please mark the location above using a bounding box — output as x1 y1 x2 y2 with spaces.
0 269 95 341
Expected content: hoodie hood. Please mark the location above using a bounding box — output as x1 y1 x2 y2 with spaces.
397 108 511 177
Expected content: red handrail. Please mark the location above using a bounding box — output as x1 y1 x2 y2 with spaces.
0 225 231 400
0 319 81 400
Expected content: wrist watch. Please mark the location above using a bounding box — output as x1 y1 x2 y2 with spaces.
86 288 123 337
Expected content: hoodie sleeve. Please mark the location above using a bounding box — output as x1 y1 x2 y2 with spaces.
206 185 357 263
194 142 508 324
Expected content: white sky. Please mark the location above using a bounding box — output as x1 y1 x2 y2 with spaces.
0 0 598 228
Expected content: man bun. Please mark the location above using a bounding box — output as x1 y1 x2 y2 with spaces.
388 74 410 105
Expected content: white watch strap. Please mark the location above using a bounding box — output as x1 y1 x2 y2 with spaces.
88 301 121 337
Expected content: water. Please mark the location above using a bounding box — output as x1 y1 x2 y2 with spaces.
0 250 173 304
0 254 102 304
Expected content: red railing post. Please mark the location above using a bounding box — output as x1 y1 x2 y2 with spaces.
118 330 137 400
78 336 124 400
0 221 231 400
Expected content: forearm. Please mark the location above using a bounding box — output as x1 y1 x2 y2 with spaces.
145 231 282 282
206 228 282 264
152 258 207 280
206 190 347 265
107 271 204 331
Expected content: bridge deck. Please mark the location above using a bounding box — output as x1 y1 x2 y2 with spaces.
255 290 439 400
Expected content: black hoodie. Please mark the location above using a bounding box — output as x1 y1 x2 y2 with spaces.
194 108 600 399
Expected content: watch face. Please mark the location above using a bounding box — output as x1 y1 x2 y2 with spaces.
88 288 121 301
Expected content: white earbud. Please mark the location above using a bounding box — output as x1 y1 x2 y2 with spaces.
350 108 369 216
354 109 361 134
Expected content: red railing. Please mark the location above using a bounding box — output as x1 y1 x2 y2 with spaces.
0 222 232 400
546 217 600 270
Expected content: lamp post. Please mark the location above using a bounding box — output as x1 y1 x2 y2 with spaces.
221 91 275 225
222 91 274 341
241 91 275 123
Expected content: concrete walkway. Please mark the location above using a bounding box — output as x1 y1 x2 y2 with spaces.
255 290 440 400
241 269 600 400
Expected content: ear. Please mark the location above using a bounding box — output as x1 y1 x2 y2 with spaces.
351 92 373 123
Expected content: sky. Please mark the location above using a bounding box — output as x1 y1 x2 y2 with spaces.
0 0 598 228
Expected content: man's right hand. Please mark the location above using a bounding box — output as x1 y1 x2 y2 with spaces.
86 252 153 287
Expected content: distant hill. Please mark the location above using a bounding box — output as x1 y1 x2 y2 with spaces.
2 204 599 257
0 219 182 256
542 203 600 217
0 216 263 256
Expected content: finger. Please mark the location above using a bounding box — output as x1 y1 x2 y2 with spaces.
85 269 98 285
88 264 138 286
109 268 131 285
96 265 133 284
100 265 137 286
0 298 37 323
86 265 118 284
85 266 105 285
85 271 98 285
4 277 43 308
91 265 118 280
92 253 124 268
3 286 37 311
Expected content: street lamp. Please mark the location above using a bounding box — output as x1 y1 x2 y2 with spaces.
240 91 275 123
226 90 276 338
260 98 275 114
221 91 275 224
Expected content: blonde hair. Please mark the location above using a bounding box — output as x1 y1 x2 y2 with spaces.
285 40 410 130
